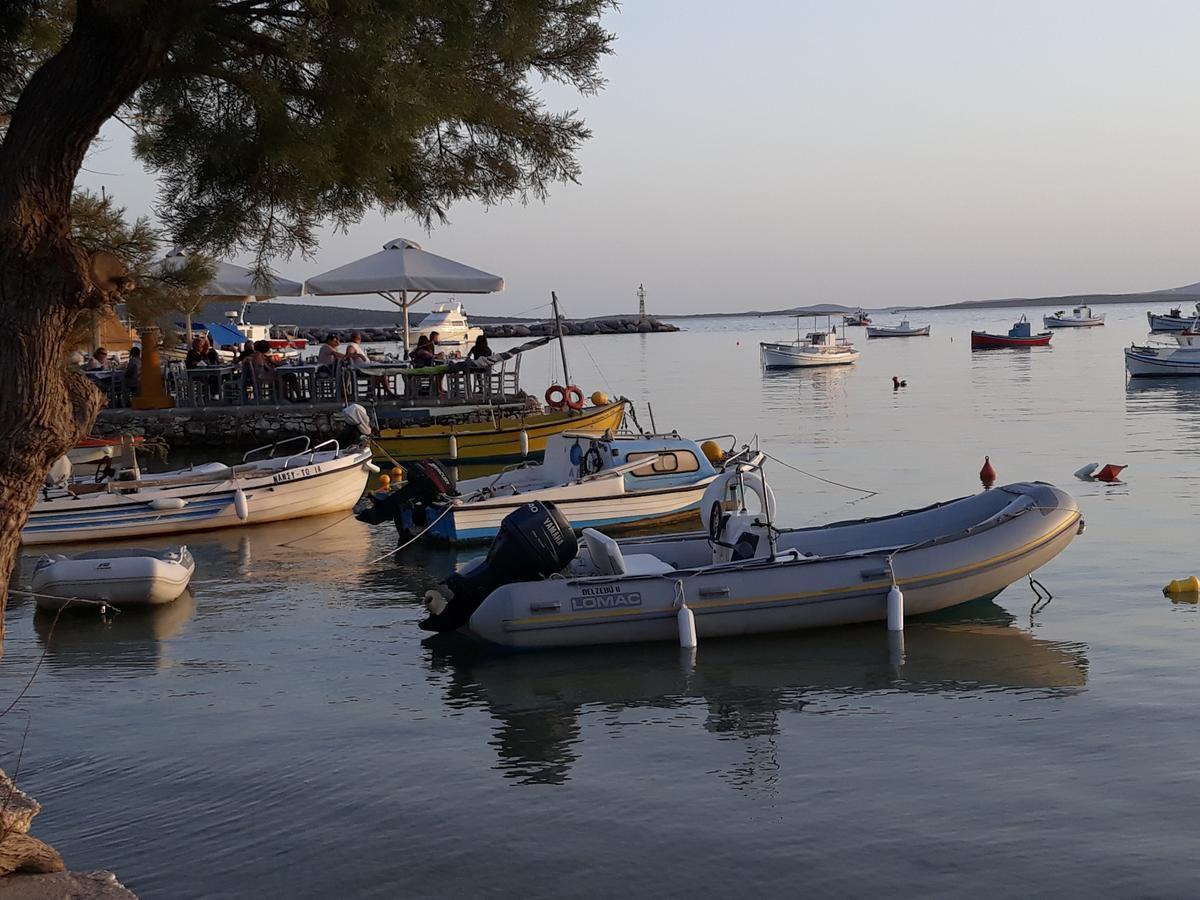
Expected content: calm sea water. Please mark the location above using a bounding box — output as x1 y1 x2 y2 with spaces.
3 302 1199 898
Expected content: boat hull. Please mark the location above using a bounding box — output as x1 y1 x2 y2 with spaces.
970 331 1052 349
374 400 627 463
1124 346 1200 377
466 482 1082 648
23 449 373 545
1147 311 1200 332
759 343 859 368
1043 317 1104 328
866 326 930 338
32 548 195 609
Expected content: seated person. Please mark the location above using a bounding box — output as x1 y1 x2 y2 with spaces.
86 347 108 370
468 335 492 360
122 346 142 397
409 334 435 367
316 334 344 373
185 336 219 367
238 340 256 361
344 332 370 362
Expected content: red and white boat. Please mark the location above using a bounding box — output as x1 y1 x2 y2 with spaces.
971 316 1052 349
69 436 144 466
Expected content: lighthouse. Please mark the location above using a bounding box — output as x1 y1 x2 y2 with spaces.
637 283 646 321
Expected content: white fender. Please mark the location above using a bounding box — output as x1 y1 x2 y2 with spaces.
364 460 381 473
45 456 72 487
149 497 187 511
234 488 249 521
519 429 530 458
699 471 777 539
448 434 459 460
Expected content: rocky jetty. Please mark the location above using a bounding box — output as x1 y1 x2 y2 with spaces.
297 317 679 343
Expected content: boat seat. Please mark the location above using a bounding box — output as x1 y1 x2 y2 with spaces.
581 528 674 577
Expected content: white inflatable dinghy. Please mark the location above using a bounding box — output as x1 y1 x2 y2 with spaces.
31 546 195 611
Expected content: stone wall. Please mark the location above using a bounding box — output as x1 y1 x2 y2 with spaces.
95 404 348 448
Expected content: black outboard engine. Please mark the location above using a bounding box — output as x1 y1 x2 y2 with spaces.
357 459 455 535
420 500 577 633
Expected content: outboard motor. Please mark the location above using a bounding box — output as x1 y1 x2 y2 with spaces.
357 459 455 535
421 500 577 633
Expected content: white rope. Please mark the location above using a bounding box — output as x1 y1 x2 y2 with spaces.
366 503 456 564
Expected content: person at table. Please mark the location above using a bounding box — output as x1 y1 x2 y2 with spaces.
244 339 297 400
410 334 435 367
345 332 370 362
468 335 492 360
122 346 142 399
86 347 108 370
238 340 255 361
317 334 344 373
186 336 219 367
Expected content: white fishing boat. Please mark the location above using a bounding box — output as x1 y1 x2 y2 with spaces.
761 318 859 368
1147 302 1200 332
1124 332 1200 377
32 547 195 611
358 433 764 544
416 468 1083 648
412 302 482 350
865 320 931 338
1043 305 1104 328
25 437 377 545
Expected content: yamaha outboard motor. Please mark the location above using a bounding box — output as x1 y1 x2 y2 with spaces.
357 459 455 535
421 500 577 633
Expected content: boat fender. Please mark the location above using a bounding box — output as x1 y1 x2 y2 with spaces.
700 471 777 540
678 602 697 649
545 384 567 409
149 498 187 511
45 455 72 487
364 461 381 473
565 385 585 410
591 391 610 406
234 488 249 521
887 584 904 632
448 434 458 460
519 429 530 458
569 442 583 466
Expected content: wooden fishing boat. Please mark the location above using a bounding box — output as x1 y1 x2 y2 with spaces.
372 398 628 463
971 316 1052 349
761 317 859 368
843 310 872 326
1044 304 1104 328
1147 302 1200 332
865 320 931 338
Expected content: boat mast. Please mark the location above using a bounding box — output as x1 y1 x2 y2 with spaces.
551 291 572 388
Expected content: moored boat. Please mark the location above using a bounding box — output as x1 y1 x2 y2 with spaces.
416 471 1083 648
1147 302 1200 332
971 316 1052 349
1124 334 1200 377
412 302 482 350
843 310 871 326
1044 304 1104 328
25 437 376 545
865 320 931 338
32 546 195 610
69 435 144 466
359 433 764 544
761 318 859 368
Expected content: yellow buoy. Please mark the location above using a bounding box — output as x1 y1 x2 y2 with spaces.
1164 576 1200 595
590 391 609 407
379 474 391 491
700 440 725 464
390 466 404 481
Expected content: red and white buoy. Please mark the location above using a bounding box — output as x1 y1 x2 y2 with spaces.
980 456 996 488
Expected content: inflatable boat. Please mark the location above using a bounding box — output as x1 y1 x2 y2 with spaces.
417 472 1083 649
32 546 196 611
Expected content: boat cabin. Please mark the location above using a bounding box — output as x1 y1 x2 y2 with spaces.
1009 317 1033 338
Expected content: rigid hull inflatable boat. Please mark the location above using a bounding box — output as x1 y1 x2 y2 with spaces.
419 473 1083 649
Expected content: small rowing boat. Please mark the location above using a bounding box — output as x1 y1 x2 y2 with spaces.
866 320 931 338
1044 304 1104 328
32 547 195 611
971 316 1052 349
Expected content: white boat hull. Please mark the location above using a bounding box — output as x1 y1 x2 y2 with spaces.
760 343 859 368
24 447 374 545
865 326 930 338
1124 345 1200 377
1044 316 1104 328
32 547 195 609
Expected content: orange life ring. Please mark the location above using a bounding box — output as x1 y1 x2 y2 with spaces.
565 385 585 410
545 384 567 408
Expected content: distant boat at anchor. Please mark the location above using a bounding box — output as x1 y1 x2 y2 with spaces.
761 317 859 368
971 316 1052 349
1043 304 1104 328
866 320 931 338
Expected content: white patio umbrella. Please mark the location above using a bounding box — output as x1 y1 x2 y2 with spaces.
304 238 505 353
158 247 304 340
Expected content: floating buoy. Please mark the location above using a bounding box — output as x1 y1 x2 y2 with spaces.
887 584 904 632
448 434 458 460
892 375 907 389
980 456 996 488
149 497 187 511
590 391 609 406
1095 463 1126 483
677 601 697 648
519 429 530 458
1074 462 1099 480
234 488 249 521
390 466 404 481
1164 576 1200 595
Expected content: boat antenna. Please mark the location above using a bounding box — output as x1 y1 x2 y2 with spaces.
550 291 572 389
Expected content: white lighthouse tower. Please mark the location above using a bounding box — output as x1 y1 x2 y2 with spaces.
637 283 646 321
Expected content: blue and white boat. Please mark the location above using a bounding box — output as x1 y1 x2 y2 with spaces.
1125 331 1200 377
361 432 763 544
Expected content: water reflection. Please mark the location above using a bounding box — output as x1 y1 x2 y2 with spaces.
424 601 1088 787
33 592 197 674
759 365 854 414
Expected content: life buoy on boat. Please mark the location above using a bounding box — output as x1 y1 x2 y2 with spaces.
545 385 567 409
700 471 777 540
565 385 585 410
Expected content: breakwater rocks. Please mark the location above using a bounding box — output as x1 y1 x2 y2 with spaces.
96 405 347 447
298 317 679 343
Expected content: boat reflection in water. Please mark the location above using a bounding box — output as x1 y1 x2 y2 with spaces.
33 591 198 674
424 601 1088 786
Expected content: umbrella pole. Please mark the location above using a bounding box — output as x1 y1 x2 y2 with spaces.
401 290 410 357
186 310 193 342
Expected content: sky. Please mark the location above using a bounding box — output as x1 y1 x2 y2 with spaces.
75 1 1200 317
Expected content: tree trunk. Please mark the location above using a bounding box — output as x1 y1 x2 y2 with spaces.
0 4 180 645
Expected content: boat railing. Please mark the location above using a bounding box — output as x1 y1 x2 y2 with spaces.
283 438 341 468
243 435 311 463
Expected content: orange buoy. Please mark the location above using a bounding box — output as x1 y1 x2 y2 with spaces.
980 456 996 487
1095 463 1126 483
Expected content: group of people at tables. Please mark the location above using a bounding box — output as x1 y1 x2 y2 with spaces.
76 346 141 400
